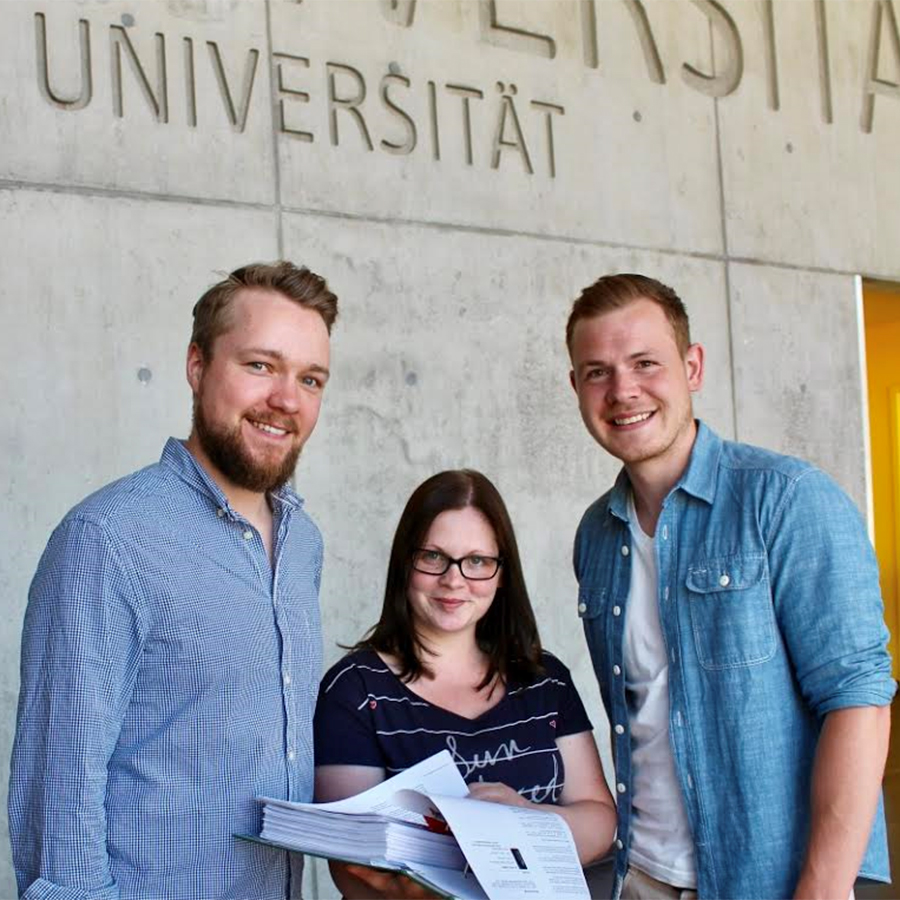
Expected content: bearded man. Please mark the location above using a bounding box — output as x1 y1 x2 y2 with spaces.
9 261 338 900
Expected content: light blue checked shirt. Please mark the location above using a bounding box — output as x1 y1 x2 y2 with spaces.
9 438 324 900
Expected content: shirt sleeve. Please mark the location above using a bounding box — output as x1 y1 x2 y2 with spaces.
766 469 896 717
313 654 386 768
9 516 146 900
544 654 593 738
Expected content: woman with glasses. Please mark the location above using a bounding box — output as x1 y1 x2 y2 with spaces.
313 469 616 899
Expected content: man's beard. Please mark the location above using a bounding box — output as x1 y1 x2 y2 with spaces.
193 401 302 494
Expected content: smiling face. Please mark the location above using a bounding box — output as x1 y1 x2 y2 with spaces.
569 297 704 479
407 506 501 643
186 288 330 497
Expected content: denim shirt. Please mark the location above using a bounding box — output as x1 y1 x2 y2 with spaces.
574 423 895 899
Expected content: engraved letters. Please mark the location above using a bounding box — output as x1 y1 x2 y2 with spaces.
478 0 556 60
380 0 417 28
273 53 313 142
207 42 259 133
327 62 374 150
681 0 743 98
29 0 900 180
110 26 168 122
862 0 900 133
492 83 532 174
814 0 834 125
35 12 92 110
380 73 417 155
579 0 666 84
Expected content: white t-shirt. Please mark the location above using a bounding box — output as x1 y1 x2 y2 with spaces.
623 492 697 888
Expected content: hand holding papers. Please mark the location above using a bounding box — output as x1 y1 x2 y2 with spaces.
247 751 591 900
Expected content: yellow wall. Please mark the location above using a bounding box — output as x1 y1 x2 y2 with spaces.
864 281 900 679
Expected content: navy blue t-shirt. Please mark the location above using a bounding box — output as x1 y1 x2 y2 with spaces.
313 649 592 804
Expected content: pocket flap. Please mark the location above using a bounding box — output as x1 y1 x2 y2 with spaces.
577 588 605 618
686 554 766 594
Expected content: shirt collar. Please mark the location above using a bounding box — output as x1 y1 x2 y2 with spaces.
159 438 305 515
607 420 721 522
675 420 721 505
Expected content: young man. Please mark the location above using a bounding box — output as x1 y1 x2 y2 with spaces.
9 261 337 899
567 273 894 899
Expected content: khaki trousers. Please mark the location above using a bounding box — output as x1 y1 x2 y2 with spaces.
620 866 697 900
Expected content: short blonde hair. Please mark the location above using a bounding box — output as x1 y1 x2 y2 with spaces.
191 261 338 358
566 273 691 356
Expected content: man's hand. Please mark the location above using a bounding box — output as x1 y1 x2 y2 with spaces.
344 864 443 899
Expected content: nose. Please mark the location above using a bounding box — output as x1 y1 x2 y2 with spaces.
606 369 639 404
268 375 302 413
438 561 467 587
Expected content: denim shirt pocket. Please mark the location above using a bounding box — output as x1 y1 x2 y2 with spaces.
686 553 776 670
578 588 609 678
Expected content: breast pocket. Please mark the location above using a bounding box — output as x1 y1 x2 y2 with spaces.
577 588 610 677
686 553 776 670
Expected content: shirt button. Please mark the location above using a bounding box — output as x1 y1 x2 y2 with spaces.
719 574 730 587
216 508 225 518
287 749 296 761
615 724 625 735
612 605 621 617
578 602 587 614
283 673 292 686
243 530 253 540
621 545 629 557
662 525 668 540
613 664 621 675
616 839 624 850
616 782 626 794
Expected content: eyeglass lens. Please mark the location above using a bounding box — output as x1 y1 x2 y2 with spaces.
412 550 500 580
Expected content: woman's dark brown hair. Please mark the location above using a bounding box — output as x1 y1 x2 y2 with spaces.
354 469 544 688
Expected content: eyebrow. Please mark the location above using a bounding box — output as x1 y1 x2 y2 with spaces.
421 543 499 556
578 350 655 368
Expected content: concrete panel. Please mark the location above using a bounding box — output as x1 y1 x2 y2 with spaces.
719 0 900 279
0 1 275 203
272 0 723 253
0 188 278 895
729 263 867 509
282 212 733 896
282 214 733 665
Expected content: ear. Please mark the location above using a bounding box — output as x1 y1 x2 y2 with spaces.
684 342 705 392
569 369 577 393
186 342 205 394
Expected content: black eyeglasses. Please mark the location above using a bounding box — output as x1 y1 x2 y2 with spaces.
411 549 502 581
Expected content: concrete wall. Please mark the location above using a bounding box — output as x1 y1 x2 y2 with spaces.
2 0 899 895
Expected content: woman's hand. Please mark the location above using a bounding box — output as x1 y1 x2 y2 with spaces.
467 735 618 867
467 781 532 808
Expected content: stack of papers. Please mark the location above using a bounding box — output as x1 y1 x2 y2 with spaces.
243 751 591 900
261 803 466 870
